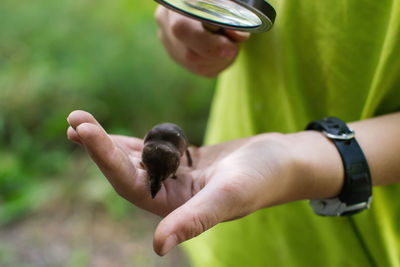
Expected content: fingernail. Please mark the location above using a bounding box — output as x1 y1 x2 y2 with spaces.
161 234 178 256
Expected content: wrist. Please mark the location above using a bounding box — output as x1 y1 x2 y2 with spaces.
284 131 345 202
244 131 345 211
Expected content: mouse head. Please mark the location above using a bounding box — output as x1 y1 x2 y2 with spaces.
141 142 180 198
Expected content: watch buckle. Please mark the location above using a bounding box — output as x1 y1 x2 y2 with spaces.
310 196 372 216
323 128 355 140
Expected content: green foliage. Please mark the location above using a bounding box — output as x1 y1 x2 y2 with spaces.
0 0 215 224
66 249 90 267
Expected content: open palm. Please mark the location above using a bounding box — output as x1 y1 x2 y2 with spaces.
67 110 295 255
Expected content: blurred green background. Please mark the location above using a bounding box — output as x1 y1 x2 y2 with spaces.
0 0 215 265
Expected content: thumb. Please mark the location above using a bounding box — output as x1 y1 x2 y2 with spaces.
153 186 230 256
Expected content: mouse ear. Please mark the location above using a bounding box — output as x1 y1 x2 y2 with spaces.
140 161 146 170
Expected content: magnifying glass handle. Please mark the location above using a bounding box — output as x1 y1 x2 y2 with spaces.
202 23 224 34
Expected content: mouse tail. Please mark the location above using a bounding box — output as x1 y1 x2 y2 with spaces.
150 179 162 199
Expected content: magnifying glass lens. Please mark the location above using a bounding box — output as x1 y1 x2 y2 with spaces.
162 0 262 27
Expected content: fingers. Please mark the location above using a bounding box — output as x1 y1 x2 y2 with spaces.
155 5 246 77
67 126 82 145
67 110 146 202
68 125 143 153
112 135 144 152
67 110 104 131
224 29 251 43
153 181 238 256
168 16 238 59
67 109 103 145
153 191 217 256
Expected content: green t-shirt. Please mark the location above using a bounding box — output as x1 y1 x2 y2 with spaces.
184 0 400 266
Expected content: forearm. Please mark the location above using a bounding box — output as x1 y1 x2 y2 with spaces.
348 112 400 186
285 112 400 203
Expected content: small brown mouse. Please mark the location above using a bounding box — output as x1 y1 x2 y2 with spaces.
141 123 192 198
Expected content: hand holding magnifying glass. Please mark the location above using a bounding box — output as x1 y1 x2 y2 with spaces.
155 0 275 77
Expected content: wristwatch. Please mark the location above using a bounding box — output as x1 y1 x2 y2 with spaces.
306 117 372 216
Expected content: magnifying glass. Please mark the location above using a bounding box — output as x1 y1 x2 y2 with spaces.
154 0 276 33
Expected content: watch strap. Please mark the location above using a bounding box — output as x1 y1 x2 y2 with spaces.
306 117 372 216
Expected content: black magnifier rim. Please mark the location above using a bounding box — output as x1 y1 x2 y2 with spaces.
154 0 276 33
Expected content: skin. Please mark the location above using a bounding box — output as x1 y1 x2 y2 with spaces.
155 6 250 77
67 110 400 256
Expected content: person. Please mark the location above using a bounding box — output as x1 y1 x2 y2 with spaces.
67 1 400 266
